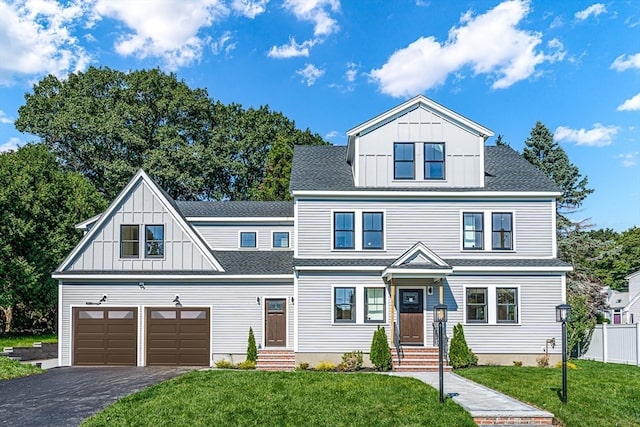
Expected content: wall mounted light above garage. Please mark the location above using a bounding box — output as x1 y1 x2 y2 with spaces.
173 295 181 307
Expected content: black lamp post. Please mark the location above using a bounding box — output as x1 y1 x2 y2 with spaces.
433 303 448 404
556 303 571 404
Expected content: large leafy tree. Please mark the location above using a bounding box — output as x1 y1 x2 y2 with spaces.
15 66 326 201
0 144 106 332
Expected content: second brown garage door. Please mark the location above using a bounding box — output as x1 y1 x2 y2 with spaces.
146 307 210 366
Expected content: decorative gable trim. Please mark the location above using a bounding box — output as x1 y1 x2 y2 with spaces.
382 242 453 280
346 94 494 142
56 170 224 273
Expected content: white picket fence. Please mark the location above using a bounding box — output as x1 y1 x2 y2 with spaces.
581 324 640 365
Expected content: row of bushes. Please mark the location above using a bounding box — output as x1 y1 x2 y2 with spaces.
218 323 478 372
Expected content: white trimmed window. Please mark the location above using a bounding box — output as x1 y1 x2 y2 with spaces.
462 211 515 251
497 288 518 323
465 285 521 325
273 232 289 248
334 287 356 323
120 225 140 258
240 231 257 248
145 225 164 258
463 213 484 250
466 288 487 323
365 288 385 323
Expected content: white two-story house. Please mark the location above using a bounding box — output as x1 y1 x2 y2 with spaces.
54 95 571 368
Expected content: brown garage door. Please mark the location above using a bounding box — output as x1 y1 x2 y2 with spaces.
73 307 137 366
146 307 210 366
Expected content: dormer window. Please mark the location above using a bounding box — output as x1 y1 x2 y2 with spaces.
424 143 445 180
394 143 414 180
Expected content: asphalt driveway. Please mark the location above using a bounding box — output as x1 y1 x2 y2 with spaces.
0 366 194 427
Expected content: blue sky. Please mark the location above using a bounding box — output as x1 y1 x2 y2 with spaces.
0 0 638 231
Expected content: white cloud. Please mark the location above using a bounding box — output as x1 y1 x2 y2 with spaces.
0 110 13 124
325 130 340 139
283 0 340 37
554 123 619 147
370 0 565 97
269 1 340 59
415 0 430 7
268 37 315 58
549 16 564 29
574 3 606 21
0 0 90 84
231 0 268 18
345 62 358 83
611 53 640 71
296 63 325 86
617 93 640 111
93 0 229 70
617 152 640 167
211 31 236 55
0 137 21 152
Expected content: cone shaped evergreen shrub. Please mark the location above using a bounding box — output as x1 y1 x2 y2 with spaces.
448 323 478 369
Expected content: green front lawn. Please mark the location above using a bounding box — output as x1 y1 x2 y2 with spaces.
0 334 57 348
83 370 476 427
0 356 43 380
457 360 640 427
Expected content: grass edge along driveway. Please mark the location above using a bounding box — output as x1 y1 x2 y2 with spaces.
0 356 43 380
83 370 476 427
457 359 640 427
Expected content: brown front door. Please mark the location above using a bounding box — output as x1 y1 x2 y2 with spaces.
399 289 424 345
146 307 210 366
265 299 286 347
73 307 137 366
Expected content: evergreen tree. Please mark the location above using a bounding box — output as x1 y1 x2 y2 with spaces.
247 327 257 362
523 122 593 217
494 134 509 146
369 326 392 371
448 323 477 368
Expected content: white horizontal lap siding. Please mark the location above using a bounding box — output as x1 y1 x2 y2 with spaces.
296 273 390 353
296 199 554 258
59 282 293 366
446 275 563 354
69 181 213 272
192 224 294 250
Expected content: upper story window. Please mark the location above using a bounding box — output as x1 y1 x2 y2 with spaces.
424 143 445 180
334 212 355 249
362 212 383 249
463 213 484 250
273 232 290 248
466 288 487 323
240 231 257 248
492 213 513 250
334 287 356 323
120 225 139 258
497 288 518 323
394 143 414 180
145 225 164 258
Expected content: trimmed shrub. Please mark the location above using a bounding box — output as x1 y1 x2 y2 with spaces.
554 361 578 370
296 362 310 371
247 327 257 363
448 323 478 369
341 351 363 371
513 360 523 367
237 360 256 370
315 361 336 371
215 359 236 369
369 326 392 371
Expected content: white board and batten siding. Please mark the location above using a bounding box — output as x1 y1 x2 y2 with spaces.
296 199 554 259
192 223 294 250
446 275 564 355
67 180 215 272
59 282 294 366
355 105 483 188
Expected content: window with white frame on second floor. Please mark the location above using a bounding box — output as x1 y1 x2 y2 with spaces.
273 231 289 248
492 213 513 250
240 231 257 248
145 225 164 258
334 212 355 249
463 213 484 250
424 143 445 180
363 212 383 249
394 143 414 180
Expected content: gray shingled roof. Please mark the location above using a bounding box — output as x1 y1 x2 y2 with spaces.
290 145 561 193
176 201 294 218
213 251 294 275
294 257 570 269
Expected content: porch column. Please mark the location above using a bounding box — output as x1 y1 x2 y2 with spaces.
439 278 444 305
390 278 396 344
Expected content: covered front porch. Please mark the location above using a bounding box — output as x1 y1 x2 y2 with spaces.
381 242 455 371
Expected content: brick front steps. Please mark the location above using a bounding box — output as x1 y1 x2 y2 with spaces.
256 349 296 371
392 346 451 372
